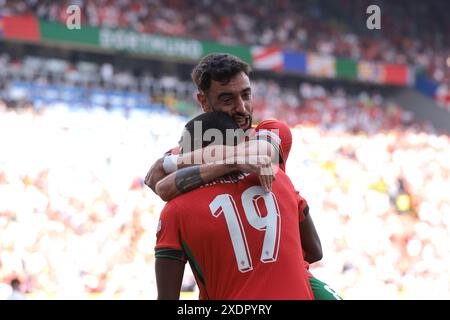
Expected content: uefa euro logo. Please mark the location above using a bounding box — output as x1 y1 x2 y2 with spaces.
66 5 81 30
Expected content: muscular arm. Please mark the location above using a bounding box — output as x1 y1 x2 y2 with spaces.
155 155 274 201
176 139 278 169
155 163 235 201
299 207 323 263
144 157 167 193
144 140 276 195
155 258 185 300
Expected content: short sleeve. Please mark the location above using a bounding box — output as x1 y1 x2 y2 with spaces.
254 119 292 171
155 200 186 262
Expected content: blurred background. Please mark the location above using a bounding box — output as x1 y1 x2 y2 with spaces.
0 0 449 299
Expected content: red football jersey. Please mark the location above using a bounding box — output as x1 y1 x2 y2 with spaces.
254 119 313 273
155 170 313 300
164 119 313 273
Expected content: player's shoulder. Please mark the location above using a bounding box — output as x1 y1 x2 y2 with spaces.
271 171 299 205
253 118 293 168
272 167 295 188
273 166 289 181
254 118 292 141
169 184 216 205
161 197 180 214
255 118 291 132
162 193 202 220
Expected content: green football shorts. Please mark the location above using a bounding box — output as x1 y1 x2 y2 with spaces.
309 276 343 300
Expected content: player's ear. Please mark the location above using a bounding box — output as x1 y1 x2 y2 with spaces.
197 92 211 112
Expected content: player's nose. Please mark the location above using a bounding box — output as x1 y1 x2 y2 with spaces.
235 96 246 114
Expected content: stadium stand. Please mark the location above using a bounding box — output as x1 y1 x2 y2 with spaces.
0 0 449 299
2 0 448 112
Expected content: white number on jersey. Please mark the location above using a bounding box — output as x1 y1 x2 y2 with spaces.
209 186 281 272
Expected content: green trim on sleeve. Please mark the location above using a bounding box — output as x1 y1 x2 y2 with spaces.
155 248 185 262
309 277 343 300
181 239 209 299
252 136 281 153
253 136 283 164
155 254 184 261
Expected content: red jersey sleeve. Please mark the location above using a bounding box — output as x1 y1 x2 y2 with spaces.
254 119 292 171
155 200 186 262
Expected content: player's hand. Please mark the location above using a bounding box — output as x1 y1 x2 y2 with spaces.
144 157 166 192
234 155 274 193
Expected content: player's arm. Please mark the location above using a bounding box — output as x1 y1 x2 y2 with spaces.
155 163 233 201
175 139 279 169
299 205 323 263
155 201 186 300
145 139 276 194
155 155 273 201
155 257 185 300
144 156 167 193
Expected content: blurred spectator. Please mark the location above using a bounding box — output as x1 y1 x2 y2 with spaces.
0 53 428 133
0 0 449 298
0 90 449 299
1 0 448 107
7 278 26 300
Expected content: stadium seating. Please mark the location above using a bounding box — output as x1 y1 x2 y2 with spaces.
0 0 449 299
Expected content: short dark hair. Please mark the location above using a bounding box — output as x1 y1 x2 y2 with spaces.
11 278 20 289
191 53 251 93
181 111 243 152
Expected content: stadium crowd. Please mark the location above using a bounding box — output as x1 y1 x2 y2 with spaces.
0 88 448 298
1 0 449 111
0 103 186 299
287 126 450 299
0 0 449 299
0 53 427 134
